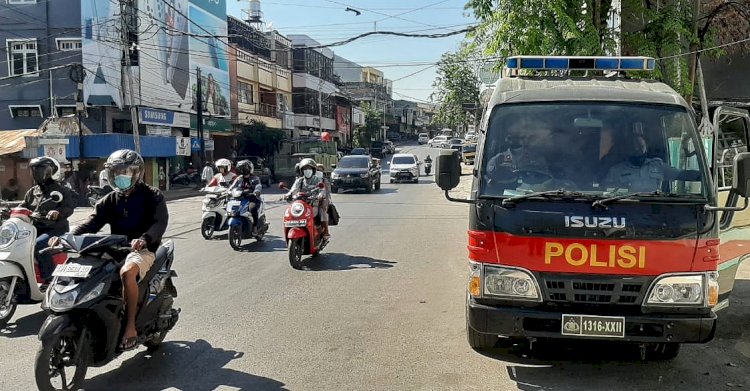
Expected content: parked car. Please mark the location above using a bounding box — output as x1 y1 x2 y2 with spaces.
331 155 381 193
370 141 385 159
389 154 421 183
349 148 367 155
447 138 464 151
462 143 477 165
428 135 448 148
418 133 429 144
383 140 395 155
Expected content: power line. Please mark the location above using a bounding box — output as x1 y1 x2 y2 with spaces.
322 0 440 29
375 0 452 24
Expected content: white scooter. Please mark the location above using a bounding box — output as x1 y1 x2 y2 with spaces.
0 191 68 328
200 185 230 239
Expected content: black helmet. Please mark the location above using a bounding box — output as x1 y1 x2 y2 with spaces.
105 149 144 192
294 163 301 177
236 160 254 176
29 156 60 185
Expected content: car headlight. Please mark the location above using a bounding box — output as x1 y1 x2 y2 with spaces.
0 222 18 248
290 202 305 217
360 173 369 178
645 273 717 306
483 265 541 301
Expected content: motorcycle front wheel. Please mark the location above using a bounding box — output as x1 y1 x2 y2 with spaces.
201 217 215 240
229 225 242 250
0 277 17 329
35 329 90 391
288 238 304 269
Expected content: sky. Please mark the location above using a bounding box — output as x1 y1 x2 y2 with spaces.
226 0 476 103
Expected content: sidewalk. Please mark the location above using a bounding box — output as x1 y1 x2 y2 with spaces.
447 163 475 200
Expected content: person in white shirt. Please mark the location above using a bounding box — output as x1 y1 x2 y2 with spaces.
201 161 215 187
207 158 236 187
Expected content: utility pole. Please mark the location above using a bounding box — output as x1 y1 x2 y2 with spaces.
318 63 323 135
120 0 140 153
196 67 205 167
70 63 86 164
687 0 701 104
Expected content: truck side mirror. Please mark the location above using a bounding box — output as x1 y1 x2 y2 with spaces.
733 152 750 197
435 149 461 191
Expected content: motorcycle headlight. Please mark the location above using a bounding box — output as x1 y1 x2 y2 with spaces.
231 189 243 198
0 222 18 248
645 273 715 306
483 265 541 301
48 287 79 312
291 202 305 217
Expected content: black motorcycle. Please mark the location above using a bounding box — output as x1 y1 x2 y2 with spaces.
34 234 180 391
424 159 433 176
86 185 113 207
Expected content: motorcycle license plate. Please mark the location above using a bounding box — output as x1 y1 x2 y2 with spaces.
53 263 92 278
561 314 625 338
227 200 241 209
285 220 306 227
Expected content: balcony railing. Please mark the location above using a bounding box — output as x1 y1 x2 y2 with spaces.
258 103 278 118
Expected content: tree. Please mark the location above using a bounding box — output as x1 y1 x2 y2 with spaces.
465 0 750 98
353 102 382 147
236 120 285 159
431 50 480 131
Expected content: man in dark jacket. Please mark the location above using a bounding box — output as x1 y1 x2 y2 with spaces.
21 156 75 283
53 149 168 350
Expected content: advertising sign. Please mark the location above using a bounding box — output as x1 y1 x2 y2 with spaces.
176 137 191 156
139 107 190 127
82 0 123 108
189 0 230 117
138 0 192 110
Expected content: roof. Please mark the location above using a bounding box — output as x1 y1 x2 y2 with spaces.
0 129 40 156
488 77 689 108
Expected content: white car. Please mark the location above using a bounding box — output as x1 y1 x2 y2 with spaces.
428 135 448 148
389 154 421 183
418 133 429 144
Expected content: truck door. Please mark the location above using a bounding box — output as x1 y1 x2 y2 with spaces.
712 106 750 304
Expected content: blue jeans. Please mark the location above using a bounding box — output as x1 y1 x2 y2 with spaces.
35 233 54 281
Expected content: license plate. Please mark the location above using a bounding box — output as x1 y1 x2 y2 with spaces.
52 263 92 278
284 220 306 227
561 314 625 338
227 200 241 208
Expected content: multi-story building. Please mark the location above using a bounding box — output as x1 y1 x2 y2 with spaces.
289 35 337 138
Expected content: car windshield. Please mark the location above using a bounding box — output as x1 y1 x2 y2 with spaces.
392 156 415 165
338 156 369 168
451 139 462 144
350 148 365 155
479 102 709 199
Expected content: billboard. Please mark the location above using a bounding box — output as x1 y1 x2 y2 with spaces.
189 0 230 117
81 0 123 108
138 0 192 111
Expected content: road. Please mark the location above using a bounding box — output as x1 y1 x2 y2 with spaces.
1 143 749 390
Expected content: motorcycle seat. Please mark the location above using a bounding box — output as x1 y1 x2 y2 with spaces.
139 245 170 285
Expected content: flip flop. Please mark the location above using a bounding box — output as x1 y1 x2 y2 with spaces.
120 336 138 351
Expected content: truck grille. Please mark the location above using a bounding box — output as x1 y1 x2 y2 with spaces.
539 273 652 305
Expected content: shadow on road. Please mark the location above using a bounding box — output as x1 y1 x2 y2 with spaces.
305 253 396 271
236 237 287 253
84 339 288 390
373 188 399 194
0 310 47 338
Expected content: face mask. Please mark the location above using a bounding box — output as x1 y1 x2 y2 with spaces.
315 171 324 179
303 169 313 179
114 175 133 190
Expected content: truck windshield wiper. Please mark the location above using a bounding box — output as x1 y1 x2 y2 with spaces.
501 190 595 207
592 191 704 209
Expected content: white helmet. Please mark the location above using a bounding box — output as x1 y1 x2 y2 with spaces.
215 158 232 173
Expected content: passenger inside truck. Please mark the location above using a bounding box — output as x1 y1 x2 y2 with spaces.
481 103 707 198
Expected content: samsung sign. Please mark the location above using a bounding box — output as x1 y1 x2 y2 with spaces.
139 107 190 128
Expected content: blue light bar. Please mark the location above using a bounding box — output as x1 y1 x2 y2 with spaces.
505 56 656 72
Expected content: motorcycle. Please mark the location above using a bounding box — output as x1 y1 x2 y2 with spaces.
200 186 230 240
86 185 113 207
424 159 432 176
226 188 269 250
0 192 69 329
34 234 179 391
280 182 329 269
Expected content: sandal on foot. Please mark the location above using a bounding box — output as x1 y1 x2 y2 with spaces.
120 337 138 351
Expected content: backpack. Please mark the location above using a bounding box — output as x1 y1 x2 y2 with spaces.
328 203 340 226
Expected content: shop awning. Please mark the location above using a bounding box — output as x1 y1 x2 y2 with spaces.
0 129 40 156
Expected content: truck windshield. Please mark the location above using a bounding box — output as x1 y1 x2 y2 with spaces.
479 102 709 200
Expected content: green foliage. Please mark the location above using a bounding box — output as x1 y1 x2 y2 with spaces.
354 102 383 147
432 50 480 130
236 120 285 159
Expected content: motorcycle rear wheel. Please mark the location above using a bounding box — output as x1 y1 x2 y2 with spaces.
0 278 17 329
229 225 242 250
145 294 175 353
35 329 90 391
288 238 304 269
201 217 215 240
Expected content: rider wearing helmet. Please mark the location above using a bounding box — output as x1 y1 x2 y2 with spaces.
229 160 263 231
54 149 169 351
208 158 236 187
20 156 75 284
286 158 329 239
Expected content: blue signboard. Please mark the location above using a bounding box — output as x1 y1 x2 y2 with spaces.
191 137 202 151
139 107 175 126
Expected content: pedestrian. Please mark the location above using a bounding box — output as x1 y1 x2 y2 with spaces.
201 161 214 187
1 178 19 201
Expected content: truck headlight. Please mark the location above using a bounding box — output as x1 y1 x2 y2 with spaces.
483 265 541 301
468 261 481 297
645 273 715 306
360 173 369 178
0 222 18 248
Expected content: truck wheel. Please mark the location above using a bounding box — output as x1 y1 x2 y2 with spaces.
365 180 373 194
644 343 681 361
467 322 498 350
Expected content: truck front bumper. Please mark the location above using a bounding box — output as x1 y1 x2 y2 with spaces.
468 298 716 343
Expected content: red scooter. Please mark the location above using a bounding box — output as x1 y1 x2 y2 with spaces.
280 182 329 269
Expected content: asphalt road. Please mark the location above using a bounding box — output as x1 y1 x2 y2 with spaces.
0 143 749 390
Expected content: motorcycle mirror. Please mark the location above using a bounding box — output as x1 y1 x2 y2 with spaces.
317 182 325 189
50 191 63 203
278 182 288 190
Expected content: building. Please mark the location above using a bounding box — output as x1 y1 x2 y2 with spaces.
289 35 337 138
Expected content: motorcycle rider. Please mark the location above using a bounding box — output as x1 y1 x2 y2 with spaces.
229 160 263 232
49 149 169 350
207 158 236 187
21 156 75 284
286 158 329 240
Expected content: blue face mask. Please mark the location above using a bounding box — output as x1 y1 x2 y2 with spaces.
114 175 133 190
